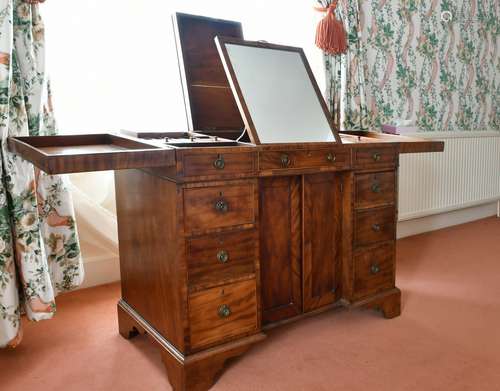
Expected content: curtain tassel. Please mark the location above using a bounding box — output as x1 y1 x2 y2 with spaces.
314 1 347 55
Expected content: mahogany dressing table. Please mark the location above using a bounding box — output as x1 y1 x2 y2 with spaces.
8 13 444 391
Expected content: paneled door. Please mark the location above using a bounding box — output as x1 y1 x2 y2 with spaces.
302 172 341 312
259 176 302 324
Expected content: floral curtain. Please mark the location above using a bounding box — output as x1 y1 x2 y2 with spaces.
362 0 499 131
320 0 372 130
0 0 83 348
321 0 499 132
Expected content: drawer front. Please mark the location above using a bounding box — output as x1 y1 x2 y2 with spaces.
187 229 257 290
355 171 395 209
184 182 256 233
354 147 396 168
189 279 258 350
183 152 256 177
353 243 395 299
355 207 395 247
259 149 350 171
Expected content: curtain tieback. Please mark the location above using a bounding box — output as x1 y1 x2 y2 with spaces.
314 1 348 55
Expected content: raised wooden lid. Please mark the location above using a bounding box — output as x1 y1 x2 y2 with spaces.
173 13 245 139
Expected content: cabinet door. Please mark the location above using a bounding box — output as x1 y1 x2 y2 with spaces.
260 176 302 324
303 172 341 312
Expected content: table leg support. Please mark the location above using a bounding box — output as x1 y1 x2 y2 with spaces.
161 334 265 391
117 299 265 391
346 288 402 319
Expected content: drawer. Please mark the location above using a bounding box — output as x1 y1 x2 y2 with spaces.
355 207 395 247
183 152 256 177
187 229 257 291
189 279 258 350
259 148 350 171
355 171 395 209
354 147 396 168
184 181 256 233
353 243 395 299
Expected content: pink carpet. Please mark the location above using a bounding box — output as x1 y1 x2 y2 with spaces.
1 217 499 390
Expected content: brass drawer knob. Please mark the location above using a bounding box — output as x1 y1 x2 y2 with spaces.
371 183 381 193
370 264 381 274
218 304 232 319
214 199 229 213
327 153 336 163
372 224 381 232
281 153 291 168
372 152 381 161
216 250 229 263
213 154 225 170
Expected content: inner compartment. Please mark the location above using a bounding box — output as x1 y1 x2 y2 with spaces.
120 130 241 147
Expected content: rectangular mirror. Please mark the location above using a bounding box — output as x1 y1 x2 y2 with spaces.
216 38 340 145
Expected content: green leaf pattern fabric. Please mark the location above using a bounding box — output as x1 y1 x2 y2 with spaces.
322 0 372 130
0 0 83 348
323 0 500 132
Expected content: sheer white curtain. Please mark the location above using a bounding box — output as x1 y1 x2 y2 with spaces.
42 1 324 287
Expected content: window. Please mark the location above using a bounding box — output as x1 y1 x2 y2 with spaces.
43 0 325 134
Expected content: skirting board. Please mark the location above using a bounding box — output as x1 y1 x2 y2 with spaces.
397 201 499 239
78 255 120 290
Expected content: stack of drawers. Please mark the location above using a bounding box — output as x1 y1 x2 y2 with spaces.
352 147 397 300
181 152 260 352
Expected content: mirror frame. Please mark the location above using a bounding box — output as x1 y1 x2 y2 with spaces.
215 37 342 145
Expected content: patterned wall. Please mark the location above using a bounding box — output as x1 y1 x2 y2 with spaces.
360 0 499 131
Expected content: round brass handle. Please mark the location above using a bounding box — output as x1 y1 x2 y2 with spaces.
281 153 291 168
370 264 381 274
372 152 381 161
214 199 229 213
218 304 231 319
371 183 381 193
327 153 336 163
372 224 381 232
216 250 229 263
213 155 225 170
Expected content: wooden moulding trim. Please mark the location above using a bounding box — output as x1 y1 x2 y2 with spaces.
44 149 175 174
215 36 342 145
118 299 185 363
118 299 266 363
185 333 266 364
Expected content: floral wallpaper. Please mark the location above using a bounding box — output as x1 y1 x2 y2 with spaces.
361 0 499 131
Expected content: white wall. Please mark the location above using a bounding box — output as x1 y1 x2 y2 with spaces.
43 0 325 134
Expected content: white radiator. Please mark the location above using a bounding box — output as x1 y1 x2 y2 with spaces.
398 132 500 221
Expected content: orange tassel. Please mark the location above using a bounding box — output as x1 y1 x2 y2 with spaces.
314 1 347 55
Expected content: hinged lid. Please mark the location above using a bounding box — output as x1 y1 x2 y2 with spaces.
173 13 245 139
